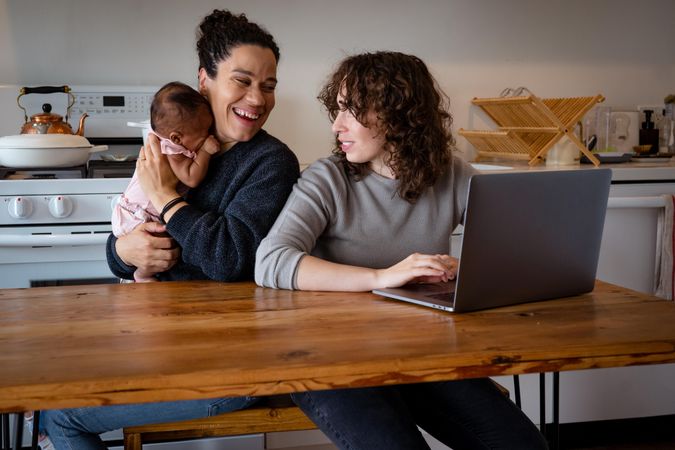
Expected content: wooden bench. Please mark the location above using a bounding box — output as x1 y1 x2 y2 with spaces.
123 382 514 450
122 395 316 450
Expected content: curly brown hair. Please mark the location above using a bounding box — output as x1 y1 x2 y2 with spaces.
318 51 454 202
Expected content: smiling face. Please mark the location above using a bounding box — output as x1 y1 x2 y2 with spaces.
332 91 392 178
198 44 278 150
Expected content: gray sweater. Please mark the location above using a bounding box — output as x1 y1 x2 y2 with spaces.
255 155 476 289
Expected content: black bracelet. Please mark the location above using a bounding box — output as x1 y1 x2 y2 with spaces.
159 196 184 224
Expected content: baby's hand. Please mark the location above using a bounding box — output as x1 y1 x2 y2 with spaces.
202 136 220 155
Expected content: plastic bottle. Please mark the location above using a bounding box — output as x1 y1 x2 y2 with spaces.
639 109 660 154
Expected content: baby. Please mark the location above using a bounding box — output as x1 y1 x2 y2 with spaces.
112 81 218 282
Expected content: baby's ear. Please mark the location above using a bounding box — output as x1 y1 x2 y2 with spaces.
169 131 183 145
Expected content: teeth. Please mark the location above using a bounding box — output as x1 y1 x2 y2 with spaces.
234 108 260 120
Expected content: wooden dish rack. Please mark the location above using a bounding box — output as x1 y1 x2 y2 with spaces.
458 93 605 166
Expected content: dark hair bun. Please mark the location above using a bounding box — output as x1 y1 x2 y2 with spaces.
197 9 279 78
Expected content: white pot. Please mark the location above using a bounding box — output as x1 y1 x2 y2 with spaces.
0 134 108 168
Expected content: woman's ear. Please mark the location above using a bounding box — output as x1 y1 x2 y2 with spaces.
169 131 183 146
198 68 210 97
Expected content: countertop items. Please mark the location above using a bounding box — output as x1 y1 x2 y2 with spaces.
631 154 675 164
470 159 675 182
580 152 633 164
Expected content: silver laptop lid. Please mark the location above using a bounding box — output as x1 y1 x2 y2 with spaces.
451 169 611 312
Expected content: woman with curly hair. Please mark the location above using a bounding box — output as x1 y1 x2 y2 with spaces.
255 52 547 449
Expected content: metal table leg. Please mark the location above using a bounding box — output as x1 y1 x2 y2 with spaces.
1 413 9 450
513 374 522 409
539 372 546 437
13 414 23 450
540 372 561 450
31 412 40 450
553 372 560 450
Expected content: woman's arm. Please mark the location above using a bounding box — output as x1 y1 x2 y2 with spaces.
106 222 180 279
295 253 456 292
168 136 219 188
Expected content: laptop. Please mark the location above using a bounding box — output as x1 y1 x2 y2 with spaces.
373 169 612 312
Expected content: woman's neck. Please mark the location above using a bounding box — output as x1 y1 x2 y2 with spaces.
369 161 396 179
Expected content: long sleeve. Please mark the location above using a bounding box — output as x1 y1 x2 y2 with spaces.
105 233 135 280
255 159 344 289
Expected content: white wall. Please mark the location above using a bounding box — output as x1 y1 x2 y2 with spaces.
1 0 674 164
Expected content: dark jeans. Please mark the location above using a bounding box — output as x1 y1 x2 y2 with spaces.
292 378 548 450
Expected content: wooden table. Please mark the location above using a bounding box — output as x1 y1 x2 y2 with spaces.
1 280 675 414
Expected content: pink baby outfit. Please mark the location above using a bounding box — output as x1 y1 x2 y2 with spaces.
111 131 196 237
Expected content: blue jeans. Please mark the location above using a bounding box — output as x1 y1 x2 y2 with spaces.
40 396 257 450
292 379 548 450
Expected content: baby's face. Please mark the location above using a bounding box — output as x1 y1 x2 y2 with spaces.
179 111 214 152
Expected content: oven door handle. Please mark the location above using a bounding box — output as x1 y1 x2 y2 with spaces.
607 196 668 209
0 233 110 247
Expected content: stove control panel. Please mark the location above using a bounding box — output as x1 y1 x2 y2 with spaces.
1 194 118 225
71 86 160 138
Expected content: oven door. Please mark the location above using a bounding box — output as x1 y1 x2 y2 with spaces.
0 224 117 288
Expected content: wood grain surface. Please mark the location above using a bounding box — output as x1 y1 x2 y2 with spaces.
1 280 674 413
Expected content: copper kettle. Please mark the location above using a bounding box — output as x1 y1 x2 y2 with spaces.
17 85 88 136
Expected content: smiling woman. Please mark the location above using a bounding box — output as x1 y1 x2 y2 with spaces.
39 9 300 450
198 45 278 149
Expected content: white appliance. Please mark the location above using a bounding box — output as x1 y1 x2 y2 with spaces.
0 85 156 289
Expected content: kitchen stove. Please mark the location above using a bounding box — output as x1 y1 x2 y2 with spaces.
0 162 134 288
0 84 156 289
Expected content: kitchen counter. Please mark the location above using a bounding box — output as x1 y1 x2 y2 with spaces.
471 159 675 182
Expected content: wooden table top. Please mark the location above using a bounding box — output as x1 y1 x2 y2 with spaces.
1 280 674 413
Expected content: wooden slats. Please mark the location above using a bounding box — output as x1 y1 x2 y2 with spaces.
459 92 605 165
123 400 316 450
458 130 533 159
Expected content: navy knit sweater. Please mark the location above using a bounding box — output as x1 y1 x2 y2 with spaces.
106 130 300 281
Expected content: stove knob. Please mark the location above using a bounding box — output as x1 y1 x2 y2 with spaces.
8 196 33 219
48 195 73 218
